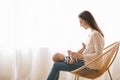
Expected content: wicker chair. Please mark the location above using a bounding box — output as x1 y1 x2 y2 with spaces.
71 41 120 80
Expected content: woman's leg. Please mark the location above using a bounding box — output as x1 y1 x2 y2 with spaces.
47 60 84 80
47 63 60 80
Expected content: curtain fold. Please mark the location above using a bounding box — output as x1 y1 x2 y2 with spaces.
0 48 15 80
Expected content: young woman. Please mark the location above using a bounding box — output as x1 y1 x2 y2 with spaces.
47 10 105 80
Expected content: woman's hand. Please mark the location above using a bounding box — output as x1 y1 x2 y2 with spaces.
67 47 84 60
82 42 86 49
67 50 77 58
70 52 83 60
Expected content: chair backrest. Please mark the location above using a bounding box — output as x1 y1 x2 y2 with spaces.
100 41 120 74
71 41 120 79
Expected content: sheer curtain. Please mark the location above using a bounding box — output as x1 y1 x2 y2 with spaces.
0 0 120 80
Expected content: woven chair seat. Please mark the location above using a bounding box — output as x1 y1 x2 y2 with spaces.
71 41 120 80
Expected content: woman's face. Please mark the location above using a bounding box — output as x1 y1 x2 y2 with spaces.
79 18 89 29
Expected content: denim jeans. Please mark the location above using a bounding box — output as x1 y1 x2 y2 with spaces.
47 60 85 80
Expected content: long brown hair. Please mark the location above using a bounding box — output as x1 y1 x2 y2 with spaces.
78 11 104 37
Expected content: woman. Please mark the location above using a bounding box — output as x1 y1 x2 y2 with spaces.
47 11 104 80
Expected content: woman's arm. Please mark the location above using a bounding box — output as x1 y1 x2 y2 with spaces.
77 43 86 54
83 31 104 61
67 43 86 60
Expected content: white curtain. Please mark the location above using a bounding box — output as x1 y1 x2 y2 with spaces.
0 0 120 80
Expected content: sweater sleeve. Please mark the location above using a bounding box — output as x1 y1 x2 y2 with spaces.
83 31 104 62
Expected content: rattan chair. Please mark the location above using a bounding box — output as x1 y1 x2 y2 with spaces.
71 41 120 80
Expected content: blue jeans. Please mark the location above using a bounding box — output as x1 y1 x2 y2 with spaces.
47 60 85 80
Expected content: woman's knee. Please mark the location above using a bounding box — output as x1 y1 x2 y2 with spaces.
53 62 65 70
53 62 59 68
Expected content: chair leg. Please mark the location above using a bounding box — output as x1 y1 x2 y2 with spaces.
74 76 79 80
108 69 113 80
